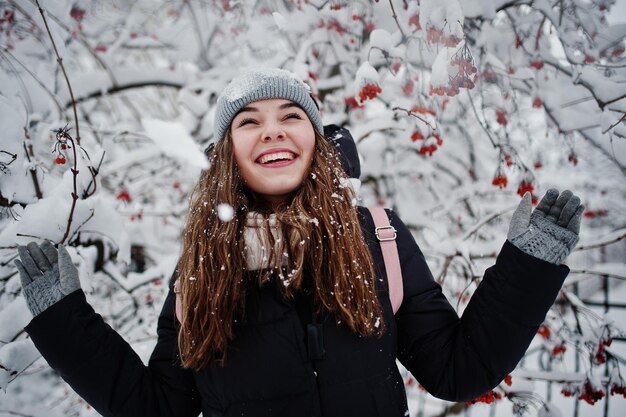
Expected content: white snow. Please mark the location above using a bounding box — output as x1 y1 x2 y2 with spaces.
217 203 234 222
141 118 209 169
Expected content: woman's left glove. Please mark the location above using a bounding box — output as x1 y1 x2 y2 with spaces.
14 241 81 317
507 189 584 265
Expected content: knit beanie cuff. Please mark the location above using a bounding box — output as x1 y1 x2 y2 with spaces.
214 68 323 141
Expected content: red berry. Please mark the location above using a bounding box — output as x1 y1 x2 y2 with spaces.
517 181 534 197
552 344 566 356
358 84 382 102
491 175 508 189
70 7 86 22
402 79 414 96
530 59 545 70
344 96 363 109
496 110 508 127
116 190 132 202
568 153 578 165
537 324 551 339
408 15 421 30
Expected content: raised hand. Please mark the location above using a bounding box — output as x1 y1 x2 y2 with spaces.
507 189 584 265
14 241 81 317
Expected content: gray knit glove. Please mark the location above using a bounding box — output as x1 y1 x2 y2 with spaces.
14 241 81 317
507 189 584 265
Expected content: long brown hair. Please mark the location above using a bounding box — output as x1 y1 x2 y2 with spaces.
176 129 383 370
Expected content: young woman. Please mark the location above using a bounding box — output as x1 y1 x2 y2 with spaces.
15 68 584 417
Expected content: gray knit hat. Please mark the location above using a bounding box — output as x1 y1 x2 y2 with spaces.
214 68 323 141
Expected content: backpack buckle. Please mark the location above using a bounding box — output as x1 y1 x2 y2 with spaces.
375 225 397 242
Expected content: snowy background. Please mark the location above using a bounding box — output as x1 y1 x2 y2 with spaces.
1 0 626 416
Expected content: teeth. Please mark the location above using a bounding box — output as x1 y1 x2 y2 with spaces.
258 152 295 164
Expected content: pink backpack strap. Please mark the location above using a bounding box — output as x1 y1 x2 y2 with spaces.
174 278 183 323
367 207 403 314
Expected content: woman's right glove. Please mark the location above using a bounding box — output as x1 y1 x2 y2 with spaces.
14 241 81 317
507 189 584 265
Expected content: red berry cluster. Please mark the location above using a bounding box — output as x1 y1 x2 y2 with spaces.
530 59 545 70
611 45 624 58
584 209 608 219
492 172 508 189
116 190 132 203
344 96 363 109
0 8 15 26
402 79 414 96
408 14 421 30
130 208 144 221
416 134 443 157
496 110 508 127
454 290 470 304
532 97 543 108
358 84 382 102
579 379 605 405
52 125 73 166
537 324 551 339
325 19 347 34
561 383 577 397
568 153 578 166
410 131 424 141
583 55 596 64
516 180 534 198
610 377 626 398
552 344 567 356
70 7 86 22
481 69 497 82
467 390 502 405
593 336 613 364
504 375 512 386
430 45 477 97
426 27 461 47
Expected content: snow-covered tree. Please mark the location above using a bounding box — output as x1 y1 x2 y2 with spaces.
1 0 625 416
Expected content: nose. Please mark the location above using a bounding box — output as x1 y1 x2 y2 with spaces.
261 121 285 142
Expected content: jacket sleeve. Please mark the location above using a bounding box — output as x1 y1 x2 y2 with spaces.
24 278 202 417
388 210 569 402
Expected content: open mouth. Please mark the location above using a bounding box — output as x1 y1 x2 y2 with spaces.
256 151 297 165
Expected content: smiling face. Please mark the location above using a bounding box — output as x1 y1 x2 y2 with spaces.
230 98 316 205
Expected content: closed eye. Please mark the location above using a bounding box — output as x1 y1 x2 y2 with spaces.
284 113 303 120
237 118 257 127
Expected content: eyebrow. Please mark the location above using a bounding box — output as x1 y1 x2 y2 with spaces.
236 102 302 114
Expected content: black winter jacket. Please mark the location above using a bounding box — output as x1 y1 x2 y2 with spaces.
25 207 569 417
